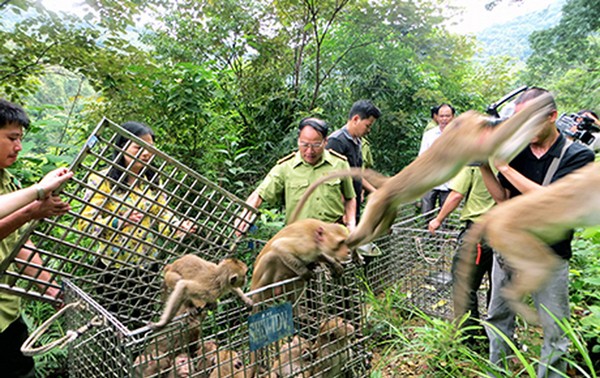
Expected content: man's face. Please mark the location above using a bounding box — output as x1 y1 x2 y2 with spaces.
0 123 24 169
436 105 454 129
514 101 557 144
298 126 326 166
352 115 377 138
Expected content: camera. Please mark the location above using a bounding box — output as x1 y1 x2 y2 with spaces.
555 113 600 145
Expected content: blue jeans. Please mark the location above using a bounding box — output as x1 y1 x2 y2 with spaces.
486 255 570 378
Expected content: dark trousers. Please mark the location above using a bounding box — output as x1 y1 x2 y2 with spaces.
0 316 35 378
452 222 493 331
421 189 450 215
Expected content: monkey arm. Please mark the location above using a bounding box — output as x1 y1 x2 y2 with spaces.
275 250 315 281
231 287 254 307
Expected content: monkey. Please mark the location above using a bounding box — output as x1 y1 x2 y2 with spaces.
207 349 245 378
195 339 219 377
289 93 554 249
250 219 352 301
311 317 356 378
454 161 600 324
164 354 195 378
149 255 253 330
269 335 313 378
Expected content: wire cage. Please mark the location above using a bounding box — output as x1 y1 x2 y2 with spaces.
61 263 368 378
0 117 369 377
362 210 489 319
0 118 258 325
361 205 463 296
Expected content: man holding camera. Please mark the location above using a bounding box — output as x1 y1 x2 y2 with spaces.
479 88 594 377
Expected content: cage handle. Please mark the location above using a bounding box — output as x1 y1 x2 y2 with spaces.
21 301 104 356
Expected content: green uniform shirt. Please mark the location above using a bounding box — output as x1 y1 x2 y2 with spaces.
0 169 26 332
449 166 495 223
257 150 356 224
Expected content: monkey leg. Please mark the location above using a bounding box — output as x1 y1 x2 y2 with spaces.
489 229 561 324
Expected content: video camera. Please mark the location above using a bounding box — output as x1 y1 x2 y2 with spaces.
555 113 600 145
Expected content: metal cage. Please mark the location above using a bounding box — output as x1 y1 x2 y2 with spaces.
0 118 258 323
363 211 489 319
0 117 370 377
61 264 368 378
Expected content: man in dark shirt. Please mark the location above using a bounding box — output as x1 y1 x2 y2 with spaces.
479 87 595 378
327 100 381 224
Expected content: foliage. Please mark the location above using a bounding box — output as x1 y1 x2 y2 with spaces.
524 0 600 111
22 300 68 378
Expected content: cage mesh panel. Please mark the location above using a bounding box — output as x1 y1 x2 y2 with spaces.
63 263 368 378
363 211 488 319
0 118 257 316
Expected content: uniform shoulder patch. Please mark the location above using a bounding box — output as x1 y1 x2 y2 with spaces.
328 149 348 161
277 152 296 165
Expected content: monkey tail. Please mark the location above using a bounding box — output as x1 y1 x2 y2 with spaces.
453 220 487 322
289 168 388 223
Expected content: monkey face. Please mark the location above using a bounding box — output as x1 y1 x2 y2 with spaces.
316 224 352 264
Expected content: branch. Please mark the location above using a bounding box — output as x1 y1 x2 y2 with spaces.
0 41 58 82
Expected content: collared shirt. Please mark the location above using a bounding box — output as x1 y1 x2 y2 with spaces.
0 169 25 332
498 133 595 259
449 166 495 223
419 126 450 191
257 150 355 224
327 126 363 219
78 169 179 267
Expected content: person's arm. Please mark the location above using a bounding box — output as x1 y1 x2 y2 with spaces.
479 163 510 203
343 196 357 231
494 163 542 195
0 168 73 219
428 190 464 234
0 195 71 240
17 241 60 298
361 178 377 194
234 189 263 235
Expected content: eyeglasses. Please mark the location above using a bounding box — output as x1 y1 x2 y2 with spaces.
298 141 325 149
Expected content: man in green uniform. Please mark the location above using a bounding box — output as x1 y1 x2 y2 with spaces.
428 164 495 346
0 98 71 378
241 117 356 229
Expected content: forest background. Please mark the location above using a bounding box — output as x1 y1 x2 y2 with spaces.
1 0 599 376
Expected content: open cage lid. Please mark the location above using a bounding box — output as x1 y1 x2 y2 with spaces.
0 117 258 304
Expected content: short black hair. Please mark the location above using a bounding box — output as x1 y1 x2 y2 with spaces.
578 109 598 119
515 87 556 111
298 117 328 139
431 103 456 117
348 100 381 120
0 98 30 129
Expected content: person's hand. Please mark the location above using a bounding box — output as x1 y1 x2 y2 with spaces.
37 168 74 197
175 219 197 238
428 218 441 234
29 195 71 220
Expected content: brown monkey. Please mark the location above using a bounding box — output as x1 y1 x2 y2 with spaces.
149 255 253 329
207 349 245 378
455 161 600 323
250 219 352 300
132 351 165 378
165 354 194 378
195 340 219 377
289 94 554 248
311 317 356 378
270 335 313 378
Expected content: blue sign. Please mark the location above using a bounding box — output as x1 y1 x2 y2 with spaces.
248 303 294 352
